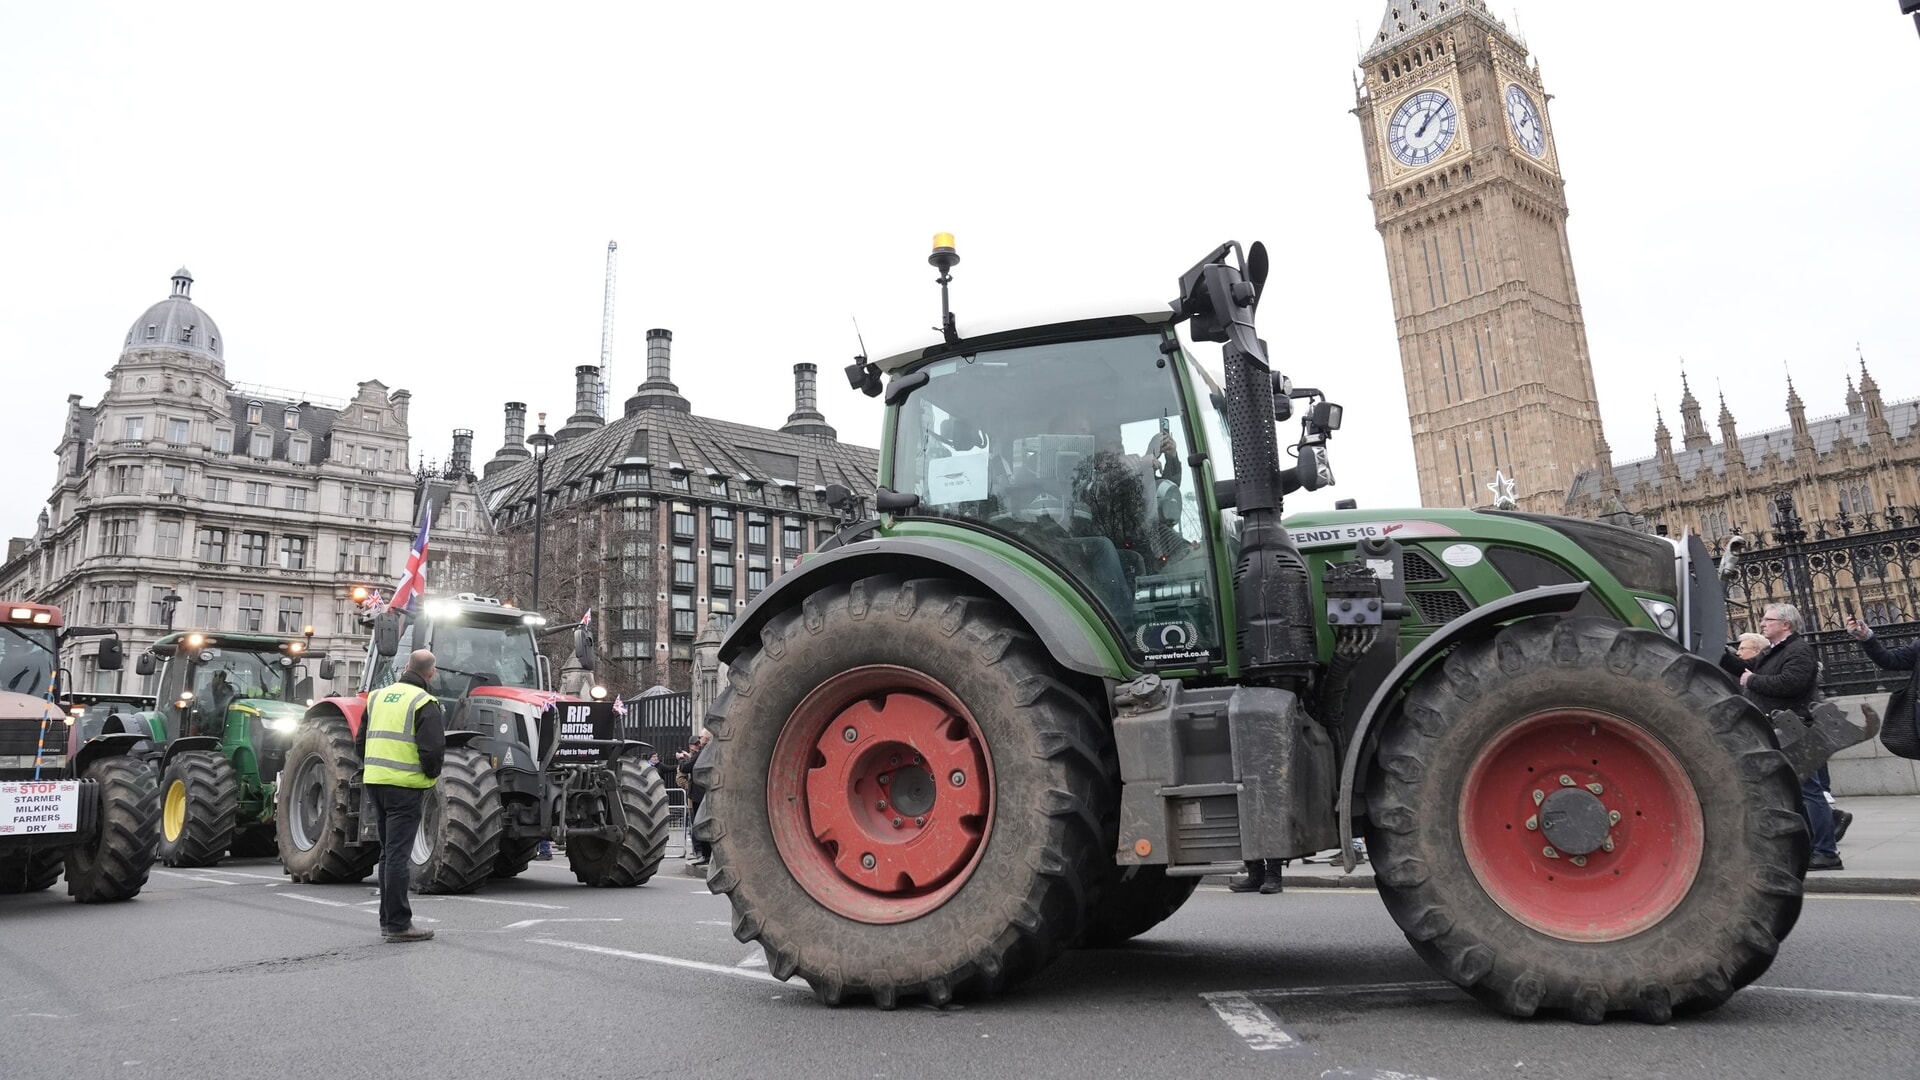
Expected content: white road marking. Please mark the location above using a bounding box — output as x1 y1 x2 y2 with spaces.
738 950 766 969
696 920 731 926
278 893 436 921
1322 1069 1450 1080
1213 980 1455 1001
1751 985 1920 1006
194 868 291 882
527 938 781 984
1202 992 1299 1052
501 918 622 930
420 895 567 910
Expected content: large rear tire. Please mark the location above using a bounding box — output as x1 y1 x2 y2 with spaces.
1365 616 1805 1023
1080 865 1200 947
276 718 379 884
0 850 64 894
568 759 670 887
696 576 1114 1008
409 746 503 895
65 755 159 902
159 751 238 868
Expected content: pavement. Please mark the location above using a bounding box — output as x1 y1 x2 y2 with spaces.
1209 795 1920 896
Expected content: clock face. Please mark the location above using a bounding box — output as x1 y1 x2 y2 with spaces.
1505 83 1546 157
1386 89 1458 168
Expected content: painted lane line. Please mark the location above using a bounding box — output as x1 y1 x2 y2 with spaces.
1206 980 1455 1001
1750 985 1920 1006
192 868 292 882
738 950 767 969
527 938 781 984
1322 1069 1451 1080
277 893 437 921
502 918 622 930
696 920 731 926
1204 992 1300 1052
420 895 567 910
150 869 239 885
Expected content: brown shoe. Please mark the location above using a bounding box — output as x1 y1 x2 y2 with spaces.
382 926 436 943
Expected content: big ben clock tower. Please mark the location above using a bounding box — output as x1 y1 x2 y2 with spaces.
1356 0 1611 512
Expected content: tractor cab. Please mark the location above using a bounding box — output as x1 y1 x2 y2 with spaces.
365 595 550 703
885 318 1231 667
143 632 310 743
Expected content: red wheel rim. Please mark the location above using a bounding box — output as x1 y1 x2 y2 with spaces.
1459 709 1703 943
767 665 993 924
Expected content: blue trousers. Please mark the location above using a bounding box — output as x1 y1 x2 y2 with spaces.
1800 765 1837 859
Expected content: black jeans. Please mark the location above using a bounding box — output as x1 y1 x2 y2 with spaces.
369 784 426 933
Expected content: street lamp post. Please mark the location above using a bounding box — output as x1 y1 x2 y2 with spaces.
160 586 183 631
526 413 555 616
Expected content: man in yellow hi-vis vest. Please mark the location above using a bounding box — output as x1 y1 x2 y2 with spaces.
362 649 447 943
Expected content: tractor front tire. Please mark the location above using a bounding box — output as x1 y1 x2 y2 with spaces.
492 836 541 879
1366 616 1805 1024
65 755 159 902
1080 865 1200 947
277 718 379 884
0 850 64 894
696 576 1114 1008
409 747 503 895
568 759 670 887
159 751 238 867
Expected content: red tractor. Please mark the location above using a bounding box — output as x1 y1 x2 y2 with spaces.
274 593 670 893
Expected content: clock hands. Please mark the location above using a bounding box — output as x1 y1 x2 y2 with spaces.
1413 103 1447 140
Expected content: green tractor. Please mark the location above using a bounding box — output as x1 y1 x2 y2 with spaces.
694 237 1842 1022
132 630 324 866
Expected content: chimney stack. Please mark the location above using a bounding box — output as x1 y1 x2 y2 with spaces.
781 362 836 439
450 429 474 477
557 365 608 444
624 328 690 415
482 401 533 478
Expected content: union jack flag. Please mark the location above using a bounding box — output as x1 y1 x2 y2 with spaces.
580 607 593 629
387 503 433 613
611 695 627 719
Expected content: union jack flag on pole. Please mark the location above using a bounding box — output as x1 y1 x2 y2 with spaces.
387 503 433 613
612 695 626 719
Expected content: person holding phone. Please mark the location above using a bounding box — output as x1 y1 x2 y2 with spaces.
1743 604 1842 870
1849 612 1920 763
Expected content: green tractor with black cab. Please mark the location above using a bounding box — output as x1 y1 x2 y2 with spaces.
133 629 327 866
693 236 1849 1022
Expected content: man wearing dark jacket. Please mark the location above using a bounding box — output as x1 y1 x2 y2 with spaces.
1740 604 1841 870
1849 615 1920 755
361 649 448 941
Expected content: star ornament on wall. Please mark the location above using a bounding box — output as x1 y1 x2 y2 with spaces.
1487 470 1519 510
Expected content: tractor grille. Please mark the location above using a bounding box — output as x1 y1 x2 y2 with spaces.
1409 589 1474 626
1402 549 1448 583
0 719 65 758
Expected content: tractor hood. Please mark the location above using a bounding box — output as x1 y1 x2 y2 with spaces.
470 686 568 711
0 689 64 723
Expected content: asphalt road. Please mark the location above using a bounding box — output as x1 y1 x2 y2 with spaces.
3 857 1916 1080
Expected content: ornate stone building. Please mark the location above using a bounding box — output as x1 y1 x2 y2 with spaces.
463 330 878 695
1566 363 1920 628
0 269 420 693
1354 0 1612 513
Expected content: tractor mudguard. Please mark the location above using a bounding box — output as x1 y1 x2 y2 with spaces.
71 732 157 779
308 695 368 738
159 735 221 769
1336 581 1591 870
718 535 1127 680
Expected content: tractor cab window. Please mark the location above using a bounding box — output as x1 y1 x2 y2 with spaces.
0 626 57 696
425 617 540 697
893 332 1221 666
182 649 292 733
364 627 415 692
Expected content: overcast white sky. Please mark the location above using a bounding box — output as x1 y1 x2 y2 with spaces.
4 2 1916 537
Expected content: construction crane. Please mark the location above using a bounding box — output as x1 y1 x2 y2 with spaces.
598 239 618 417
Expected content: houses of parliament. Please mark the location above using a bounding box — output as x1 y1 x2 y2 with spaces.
1355 0 1919 624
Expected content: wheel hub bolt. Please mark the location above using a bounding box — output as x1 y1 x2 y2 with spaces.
1601 835 1615 853
891 817 903 829
1570 855 1588 867
1586 783 1604 795
950 770 966 787
861 853 876 869
1543 846 1560 859
843 727 858 743
1532 789 1545 806
912 755 922 765
878 773 890 785
1608 810 1622 826
876 800 888 811
890 755 900 766
914 816 926 827
1524 814 1539 831
1558 775 1575 787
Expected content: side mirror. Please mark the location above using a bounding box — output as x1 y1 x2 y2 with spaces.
135 652 156 677
318 658 338 681
373 612 400 658
573 624 595 673
97 636 124 671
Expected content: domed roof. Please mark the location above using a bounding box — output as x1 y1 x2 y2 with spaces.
123 268 222 362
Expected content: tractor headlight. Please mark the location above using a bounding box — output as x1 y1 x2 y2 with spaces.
589 684 609 700
266 716 300 733
1636 597 1680 639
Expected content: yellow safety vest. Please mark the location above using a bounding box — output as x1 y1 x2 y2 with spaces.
363 682 437 789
